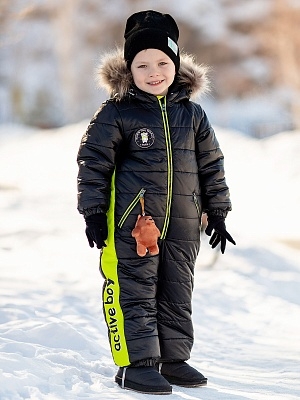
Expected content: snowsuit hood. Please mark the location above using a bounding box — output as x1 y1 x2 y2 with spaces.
96 48 210 100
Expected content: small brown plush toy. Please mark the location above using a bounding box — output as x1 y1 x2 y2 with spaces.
131 215 161 257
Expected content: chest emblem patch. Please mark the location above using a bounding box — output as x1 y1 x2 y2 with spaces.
134 128 155 148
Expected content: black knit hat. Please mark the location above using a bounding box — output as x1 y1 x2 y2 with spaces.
124 10 180 72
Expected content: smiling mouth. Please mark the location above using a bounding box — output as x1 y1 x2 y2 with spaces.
148 80 164 85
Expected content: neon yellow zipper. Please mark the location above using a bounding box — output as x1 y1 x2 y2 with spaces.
118 188 146 228
158 96 173 239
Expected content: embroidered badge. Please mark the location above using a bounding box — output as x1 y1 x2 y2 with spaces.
134 128 155 148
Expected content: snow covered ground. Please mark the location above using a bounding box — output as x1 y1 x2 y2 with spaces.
0 122 299 399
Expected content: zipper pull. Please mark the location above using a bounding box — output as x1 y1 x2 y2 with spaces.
158 96 166 111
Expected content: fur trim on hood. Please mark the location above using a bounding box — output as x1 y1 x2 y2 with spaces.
96 48 210 100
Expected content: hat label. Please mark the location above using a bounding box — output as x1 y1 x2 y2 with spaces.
134 128 155 148
168 37 178 55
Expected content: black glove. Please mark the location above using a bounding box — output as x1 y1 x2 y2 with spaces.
85 213 108 249
205 215 236 254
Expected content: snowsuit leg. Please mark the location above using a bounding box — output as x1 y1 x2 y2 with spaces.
156 237 199 361
101 213 161 367
116 233 161 364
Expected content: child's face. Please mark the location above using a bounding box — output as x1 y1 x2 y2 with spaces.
131 49 176 96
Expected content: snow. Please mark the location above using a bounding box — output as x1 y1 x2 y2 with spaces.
0 122 300 399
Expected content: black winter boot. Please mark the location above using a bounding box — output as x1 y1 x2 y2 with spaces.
115 366 172 394
158 361 207 387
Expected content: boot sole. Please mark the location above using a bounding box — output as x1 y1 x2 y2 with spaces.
115 375 172 395
162 375 208 387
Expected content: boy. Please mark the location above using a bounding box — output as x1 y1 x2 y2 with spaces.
77 10 235 395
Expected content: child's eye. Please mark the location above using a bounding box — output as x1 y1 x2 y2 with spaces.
159 62 167 66
137 64 147 68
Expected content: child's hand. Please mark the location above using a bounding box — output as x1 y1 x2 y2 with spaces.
205 215 235 254
84 213 108 249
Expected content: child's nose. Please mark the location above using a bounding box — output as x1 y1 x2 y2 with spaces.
149 66 159 76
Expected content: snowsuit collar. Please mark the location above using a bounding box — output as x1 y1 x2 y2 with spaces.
96 48 210 101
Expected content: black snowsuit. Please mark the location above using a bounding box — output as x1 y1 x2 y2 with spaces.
77 50 232 367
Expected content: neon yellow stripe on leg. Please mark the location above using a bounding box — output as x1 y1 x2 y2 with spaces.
101 171 130 366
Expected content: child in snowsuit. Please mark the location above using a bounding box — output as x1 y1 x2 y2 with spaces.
77 10 235 395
